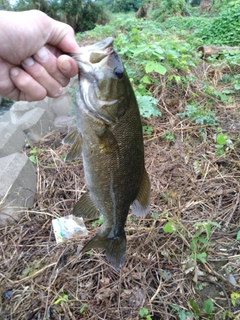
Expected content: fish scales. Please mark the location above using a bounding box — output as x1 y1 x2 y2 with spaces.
63 37 151 269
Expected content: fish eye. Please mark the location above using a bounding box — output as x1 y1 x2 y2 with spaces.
114 68 123 79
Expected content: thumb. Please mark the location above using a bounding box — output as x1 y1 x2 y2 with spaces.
47 19 79 53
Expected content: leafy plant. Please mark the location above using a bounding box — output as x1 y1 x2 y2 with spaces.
190 221 221 263
143 126 153 139
189 298 215 319
137 96 161 118
80 303 88 314
162 131 175 143
163 219 178 233
177 104 217 125
194 3 240 46
91 215 104 227
151 0 192 23
169 304 192 320
163 219 221 263
202 298 215 315
237 231 240 240
215 132 231 155
29 148 43 164
53 292 70 305
139 307 152 320
231 292 240 307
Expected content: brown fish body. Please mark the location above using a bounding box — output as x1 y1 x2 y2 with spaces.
64 38 150 269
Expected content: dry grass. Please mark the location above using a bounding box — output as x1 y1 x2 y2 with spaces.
0 63 240 320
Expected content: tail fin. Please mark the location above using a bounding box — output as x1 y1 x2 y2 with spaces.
81 233 126 270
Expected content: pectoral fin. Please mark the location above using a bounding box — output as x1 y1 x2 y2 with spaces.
62 129 79 144
131 169 151 217
65 134 82 162
97 126 119 154
73 191 100 221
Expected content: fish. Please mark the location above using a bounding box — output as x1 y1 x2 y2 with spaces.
63 37 151 270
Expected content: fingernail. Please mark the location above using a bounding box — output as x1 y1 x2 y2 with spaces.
53 86 63 98
23 57 34 66
10 67 19 77
36 47 49 62
61 60 71 72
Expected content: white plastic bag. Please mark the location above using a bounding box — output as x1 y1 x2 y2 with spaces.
52 215 88 243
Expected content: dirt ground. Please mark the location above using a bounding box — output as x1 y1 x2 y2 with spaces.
0 60 240 319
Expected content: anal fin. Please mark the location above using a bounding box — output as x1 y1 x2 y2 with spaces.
73 191 100 221
131 169 151 217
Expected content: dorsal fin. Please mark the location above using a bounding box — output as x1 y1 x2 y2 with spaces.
131 169 151 217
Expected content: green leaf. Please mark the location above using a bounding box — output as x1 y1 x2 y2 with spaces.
204 223 211 240
80 303 88 313
29 155 37 164
216 133 228 145
209 221 221 228
141 75 151 84
169 304 180 312
54 294 69 305
189 298 200 316
237 231 240 240
203 298 214 314
133 45 149 54
215 149 224 156
91 215 104 227
196 252 207 263
145 61 166 75
137 95 161 118
139 307 149 317
215 144 223 149
198 237 210 245
131 28 138 34
231 292 240 307
151 212 159 219
163 220 176 233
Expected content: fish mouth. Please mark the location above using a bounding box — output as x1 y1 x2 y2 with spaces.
71 37 123 124
70 37 114 66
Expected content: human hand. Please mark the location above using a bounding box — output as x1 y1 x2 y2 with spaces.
0 10 80 101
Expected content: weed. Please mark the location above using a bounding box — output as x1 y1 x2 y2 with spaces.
91 215 104 227
189 298 215 319
151 212 160 219
169 304 192 319
28 148 43 164
237 231 240 240
162 131 175 143
190 221 221 263
177 104 217 125
137 96 161 118
53 292 70 305
231 292 240 307
139 307 152 320
215 129 234 156
80 303 88 314
163 219 221 264
143 126 153 139
194 3 240 45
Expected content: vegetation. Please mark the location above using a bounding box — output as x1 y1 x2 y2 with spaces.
2 0 109 32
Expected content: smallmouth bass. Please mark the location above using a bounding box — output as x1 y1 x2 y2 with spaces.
63 37 151 269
